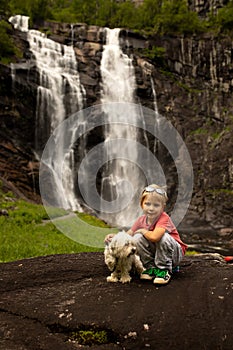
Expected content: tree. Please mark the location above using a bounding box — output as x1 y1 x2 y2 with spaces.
0 20 15 61
95 0 118 27
216 0 233 32
159 0 204 35
136 0 163 31
0 0 10 15
30 0 53 22
72 0 97 23
108 0 135 28
9 0 53 23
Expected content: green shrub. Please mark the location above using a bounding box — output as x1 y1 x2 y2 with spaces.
215 1 233 33
140 46 165 65
4 0 233 36
0 20 16 61
159 0 206 35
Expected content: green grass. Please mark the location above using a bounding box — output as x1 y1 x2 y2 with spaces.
0 191 116 263
186 249 198 255
0 188 197 263
69 329 108 346
207 188 233 196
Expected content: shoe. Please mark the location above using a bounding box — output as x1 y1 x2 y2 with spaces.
140 267 158 280
172 265 180 273
153 269 171 285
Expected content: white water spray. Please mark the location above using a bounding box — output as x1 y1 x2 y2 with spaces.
9 15 85 210
9 18 164 226
100 28 145 226
150 77 162 155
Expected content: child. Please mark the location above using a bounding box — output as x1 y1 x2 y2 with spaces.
105 184 187 285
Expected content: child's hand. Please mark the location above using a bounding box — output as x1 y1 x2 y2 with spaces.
104 233 115 244
135 229 147 235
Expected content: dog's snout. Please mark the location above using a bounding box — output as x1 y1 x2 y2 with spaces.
126 247 136 258
129 247 136 256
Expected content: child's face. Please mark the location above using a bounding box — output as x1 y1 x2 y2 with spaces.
142 193 164 221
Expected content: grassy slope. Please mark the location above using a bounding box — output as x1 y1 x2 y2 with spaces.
0 187 196 263
0 190 116 263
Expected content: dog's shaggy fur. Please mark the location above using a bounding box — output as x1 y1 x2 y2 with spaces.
104 231 144 283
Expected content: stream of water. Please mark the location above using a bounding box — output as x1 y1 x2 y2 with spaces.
9 15 85 211
99 28 146 226
8 16 161 227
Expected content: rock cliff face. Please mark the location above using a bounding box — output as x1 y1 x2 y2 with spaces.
0 19 232 235
150 34 233 230
188 0 229 16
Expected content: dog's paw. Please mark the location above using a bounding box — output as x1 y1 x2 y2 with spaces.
107 275 118 283
136 265 144 274
120 275 131 284
134 256 145 274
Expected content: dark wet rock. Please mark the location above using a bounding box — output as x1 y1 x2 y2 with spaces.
218 228 233 237
0 252 232 350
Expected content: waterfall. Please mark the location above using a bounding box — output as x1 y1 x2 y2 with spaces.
9 17 162 226
99 28 146 226
101 28 136 104
9 15 29 32
9 15 85 210
150 77 161 155
26 29 85 151
70 24 74 46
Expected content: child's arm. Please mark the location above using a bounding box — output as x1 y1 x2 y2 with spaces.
104 233 115 243
105 228 135 242
127 227 165 242
127 228 147 236
126 229 134 236
142 227 166 243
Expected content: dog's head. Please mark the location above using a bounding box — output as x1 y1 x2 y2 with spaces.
109 231 137 258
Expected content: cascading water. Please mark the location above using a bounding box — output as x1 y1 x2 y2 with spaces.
28 29 85 151
9 17 163 227
9 15 29 32
99 28 146 226
150 77 161 155
9 15 85 210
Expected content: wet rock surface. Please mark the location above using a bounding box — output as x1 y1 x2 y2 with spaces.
0 252 232 350
180 225 233 255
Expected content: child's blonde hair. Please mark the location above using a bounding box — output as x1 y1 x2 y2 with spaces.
140 184 168 207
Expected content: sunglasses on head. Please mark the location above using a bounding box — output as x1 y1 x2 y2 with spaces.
143 186 166 196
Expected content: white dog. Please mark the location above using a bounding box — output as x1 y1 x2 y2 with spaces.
104 231 144 283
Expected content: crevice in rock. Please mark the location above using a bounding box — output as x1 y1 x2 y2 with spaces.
48 323 121 347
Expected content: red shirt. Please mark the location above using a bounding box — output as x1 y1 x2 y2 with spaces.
131 212 187 255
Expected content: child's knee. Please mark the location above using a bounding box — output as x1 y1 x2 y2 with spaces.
158 232 170 246
132 233 143 243
132 233 148 245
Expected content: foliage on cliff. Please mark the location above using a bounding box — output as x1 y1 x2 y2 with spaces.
1 0 233 60
1 0 233 36
0 20 16 63
214 0 233 33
